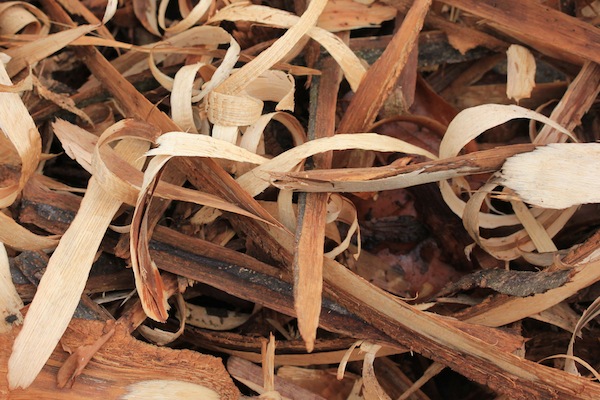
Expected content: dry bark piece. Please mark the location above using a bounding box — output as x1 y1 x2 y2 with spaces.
437 269 570 298
534 61 600 144
336 0 431 168
293 57 343 352
317 0 397 32
439 0 600 65
0 319 239 399
272 143 534 192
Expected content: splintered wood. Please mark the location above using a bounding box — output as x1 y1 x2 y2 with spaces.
2 0 600 399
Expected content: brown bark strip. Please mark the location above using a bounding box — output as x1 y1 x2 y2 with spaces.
438 0 600 65
294 57 344 351
336 0 431 136
321 258 600 399
149 226 394 344
535 61 600 144
1 319 239 399
18 186 523 355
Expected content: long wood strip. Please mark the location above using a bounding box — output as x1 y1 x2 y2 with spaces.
535 62 600 144
294 57 344 351
272 143 535 192
322 257 600 399
8 139 148 389
336 0 430 137
17 187 524 356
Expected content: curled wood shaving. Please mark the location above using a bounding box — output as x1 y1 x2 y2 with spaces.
209 2 366 92
462 178 576 260
0 212 59 251
565 295 600 375
360 342 392 400
0 58 40 208
4 24 96 77
138 293 187 345
133 0 160 36
158 0 213 34
185 302 253 331
8 122 150 389
323 194 360 260
0 2 50 36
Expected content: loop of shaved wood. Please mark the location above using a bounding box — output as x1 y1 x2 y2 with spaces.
137 292 187 344
158 0 213 34
0 59 40 208
133 0 160 36
4 24 96 77
509 197 557 253
56 0 116 40
439 104 574 229
206 90 264 127
0 211 59 251
462 178 577 261
8 128 149 389
245 70 296 112
360 342 392 400
565 295 600 375
209 2 366 92
324 194 360 260
130 155 171 322
0 2 50 36
55 119 267 220
191 37 240 103
240 112 307 154
171 62 205 133
0 54 60 252
213 0 326 95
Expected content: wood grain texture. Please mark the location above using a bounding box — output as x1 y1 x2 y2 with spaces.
1 319 238 399
439 0 600 65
